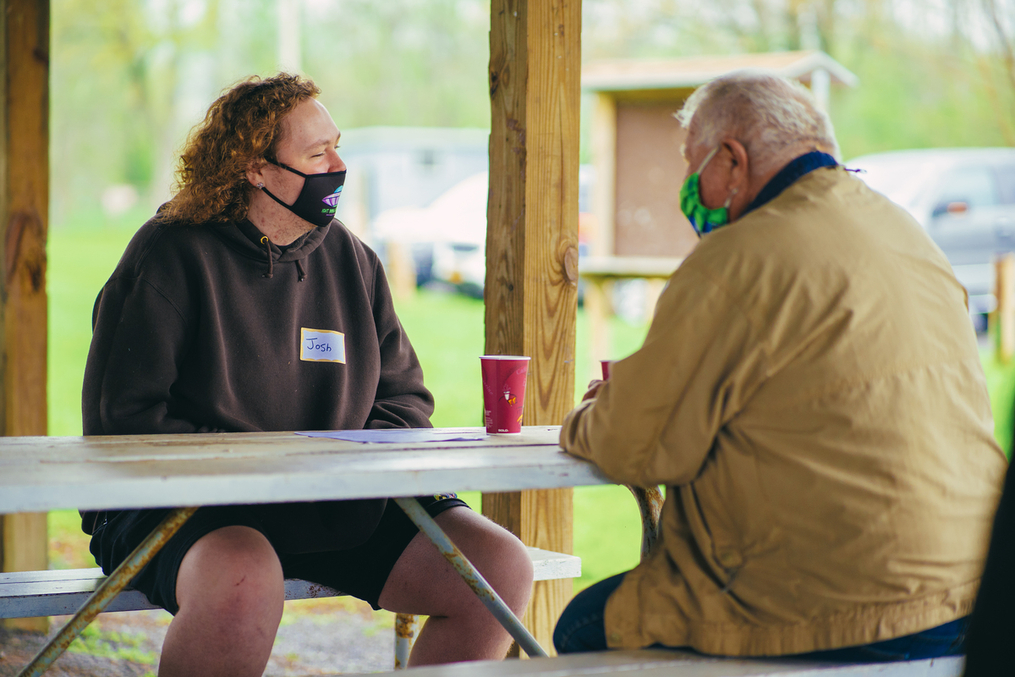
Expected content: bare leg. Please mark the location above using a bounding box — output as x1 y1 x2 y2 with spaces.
158 526 285 677
377 507 534 666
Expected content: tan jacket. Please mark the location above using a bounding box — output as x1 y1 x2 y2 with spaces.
561 166 1007 656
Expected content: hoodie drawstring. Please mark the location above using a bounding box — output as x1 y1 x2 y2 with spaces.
259 235 306 281
260 236 274 279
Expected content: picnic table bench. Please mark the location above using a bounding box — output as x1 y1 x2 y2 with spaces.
344 650 965 676
0 546 581 617
0 427 968 676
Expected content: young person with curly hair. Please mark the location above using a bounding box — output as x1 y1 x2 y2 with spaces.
81 73 533 677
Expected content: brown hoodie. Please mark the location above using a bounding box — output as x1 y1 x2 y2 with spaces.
81 214 433 550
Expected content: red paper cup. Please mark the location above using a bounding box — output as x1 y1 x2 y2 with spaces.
600 360 614 380
480 356 531 435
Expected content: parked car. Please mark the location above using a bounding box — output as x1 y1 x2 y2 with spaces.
847 148 1015 328
370 171 488 289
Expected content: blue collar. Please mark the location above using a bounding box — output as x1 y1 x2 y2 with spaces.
741 151 838 218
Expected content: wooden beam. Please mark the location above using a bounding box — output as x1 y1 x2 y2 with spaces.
485 0 581 656
0 0 50 632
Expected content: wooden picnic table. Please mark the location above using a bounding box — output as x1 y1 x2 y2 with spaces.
0 426 610 514
0 426 612 675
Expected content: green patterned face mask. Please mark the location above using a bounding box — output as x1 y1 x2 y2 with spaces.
680 146 732 235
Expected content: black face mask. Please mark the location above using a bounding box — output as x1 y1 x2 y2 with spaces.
261 160 345 228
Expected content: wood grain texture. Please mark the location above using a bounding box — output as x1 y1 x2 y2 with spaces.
0 428 610 514
485 0 581 655
1 0 50 630
1 0 49 438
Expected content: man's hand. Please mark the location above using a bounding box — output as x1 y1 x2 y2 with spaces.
582 379 605 401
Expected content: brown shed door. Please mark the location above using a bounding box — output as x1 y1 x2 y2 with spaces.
614 100 698 258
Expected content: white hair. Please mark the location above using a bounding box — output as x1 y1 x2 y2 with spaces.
676 70 840 175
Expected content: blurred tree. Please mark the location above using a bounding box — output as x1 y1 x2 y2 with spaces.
51 0 226 220
974 0 1015 144
50 0 493 224
47 0 1014 229
302 0 491 129
578 0 1014 157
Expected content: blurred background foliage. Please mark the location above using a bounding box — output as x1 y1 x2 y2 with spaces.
50 0 1014 225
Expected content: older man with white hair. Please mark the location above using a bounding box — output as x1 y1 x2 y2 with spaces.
554 72 1007 661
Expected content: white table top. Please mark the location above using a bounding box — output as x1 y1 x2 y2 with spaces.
579 255 684 279
0 426 611 513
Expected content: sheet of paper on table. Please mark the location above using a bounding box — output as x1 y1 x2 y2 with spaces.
296 429 487 443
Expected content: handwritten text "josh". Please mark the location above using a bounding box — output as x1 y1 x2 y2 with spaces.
300 328 346 363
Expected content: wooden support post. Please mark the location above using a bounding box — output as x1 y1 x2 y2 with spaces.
485 0 581 656
0 0 50 632
994 254 1015 363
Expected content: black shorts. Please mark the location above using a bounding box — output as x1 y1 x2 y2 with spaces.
89 495 468 615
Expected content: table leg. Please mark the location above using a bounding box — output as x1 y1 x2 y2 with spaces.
393 612 419 669
625 485 663 561
392 497 549 659
16 506 199 677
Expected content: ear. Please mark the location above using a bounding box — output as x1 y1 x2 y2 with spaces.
722 138 750 190
246 158 268 188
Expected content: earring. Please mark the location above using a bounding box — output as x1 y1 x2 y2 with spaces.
723 187 738 209
257 182 264 189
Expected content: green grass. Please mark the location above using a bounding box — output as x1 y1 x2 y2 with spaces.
48 210 147 438
981 349 1015 461
66 623 158 665
391 285 653 428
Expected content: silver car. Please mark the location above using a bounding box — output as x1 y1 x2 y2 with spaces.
847 148 1015 326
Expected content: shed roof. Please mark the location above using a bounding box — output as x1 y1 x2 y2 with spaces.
581 50 858 92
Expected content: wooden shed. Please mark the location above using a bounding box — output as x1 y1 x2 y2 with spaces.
582 50 858 260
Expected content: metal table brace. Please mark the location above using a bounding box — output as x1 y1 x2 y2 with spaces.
392 497 547 659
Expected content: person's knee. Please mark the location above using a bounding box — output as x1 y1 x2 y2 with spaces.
436 510 534 612
175 525 284 623
491 530 534 610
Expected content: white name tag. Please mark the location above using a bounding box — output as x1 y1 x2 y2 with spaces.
300 327 346 363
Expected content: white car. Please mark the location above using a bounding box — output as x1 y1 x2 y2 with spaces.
848 148 1015 325
370 172 488 291
374 167 595 297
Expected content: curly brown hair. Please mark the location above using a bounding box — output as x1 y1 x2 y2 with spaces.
163 73 321 224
